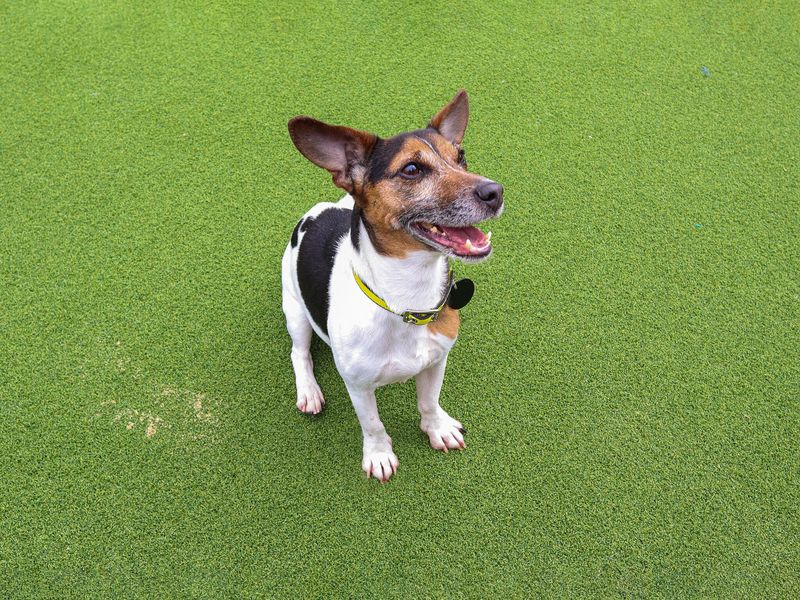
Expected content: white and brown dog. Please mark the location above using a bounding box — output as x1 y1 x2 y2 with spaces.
282 91 503 482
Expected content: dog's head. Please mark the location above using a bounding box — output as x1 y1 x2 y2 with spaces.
288 90 503 262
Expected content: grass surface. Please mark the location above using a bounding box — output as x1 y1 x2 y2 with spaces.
2 1 799 597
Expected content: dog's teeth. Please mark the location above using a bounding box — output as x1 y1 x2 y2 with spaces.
430 225 440 234
486 231 492 243
465 239 473 251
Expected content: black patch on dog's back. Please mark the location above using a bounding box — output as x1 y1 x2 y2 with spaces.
296 207 351 335
290 218 303 248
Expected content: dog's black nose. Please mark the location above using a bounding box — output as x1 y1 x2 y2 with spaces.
475 181 504 211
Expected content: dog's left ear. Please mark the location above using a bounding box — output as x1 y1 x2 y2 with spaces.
288 117 377 194
428 90 469 145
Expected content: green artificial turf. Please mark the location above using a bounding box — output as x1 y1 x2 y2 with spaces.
2 1 798 597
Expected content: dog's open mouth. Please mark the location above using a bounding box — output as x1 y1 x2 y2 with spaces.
411 222 492 258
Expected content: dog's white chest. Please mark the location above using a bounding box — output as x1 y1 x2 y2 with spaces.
375 330 451 385
332 315 455 388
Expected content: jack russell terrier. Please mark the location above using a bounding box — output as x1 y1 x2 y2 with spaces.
282 90 504 482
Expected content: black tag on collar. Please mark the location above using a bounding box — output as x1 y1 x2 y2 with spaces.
447 278 475 310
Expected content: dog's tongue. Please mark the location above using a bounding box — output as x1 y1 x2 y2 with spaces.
438 225 490 254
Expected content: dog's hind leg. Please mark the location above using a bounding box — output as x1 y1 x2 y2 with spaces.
282 250 325 415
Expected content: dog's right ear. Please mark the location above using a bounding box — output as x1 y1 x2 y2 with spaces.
288 117 377 194
429 90 469 145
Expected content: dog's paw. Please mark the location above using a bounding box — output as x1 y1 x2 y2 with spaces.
362 447 399 482
296 382 325 415
421 413 466 452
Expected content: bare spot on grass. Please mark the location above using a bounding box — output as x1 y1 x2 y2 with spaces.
191 393 217 423
97 340 221 441
115 408 164 439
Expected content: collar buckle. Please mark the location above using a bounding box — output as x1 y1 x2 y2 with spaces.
402 311 440 325
354 267 453 327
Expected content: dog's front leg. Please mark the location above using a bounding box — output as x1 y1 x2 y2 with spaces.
345 383 398 482
416 358 466 452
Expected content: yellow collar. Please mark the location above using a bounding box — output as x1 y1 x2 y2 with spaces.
353 267 454 325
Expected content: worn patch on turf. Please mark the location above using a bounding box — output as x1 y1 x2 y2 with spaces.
87 340 222 442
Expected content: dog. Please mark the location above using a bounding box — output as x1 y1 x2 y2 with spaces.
282 90 503 481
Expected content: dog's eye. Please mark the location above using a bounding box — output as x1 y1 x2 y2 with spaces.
457 148 467 167
399 162 422 178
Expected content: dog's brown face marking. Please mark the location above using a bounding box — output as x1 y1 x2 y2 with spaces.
357 129 486 258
